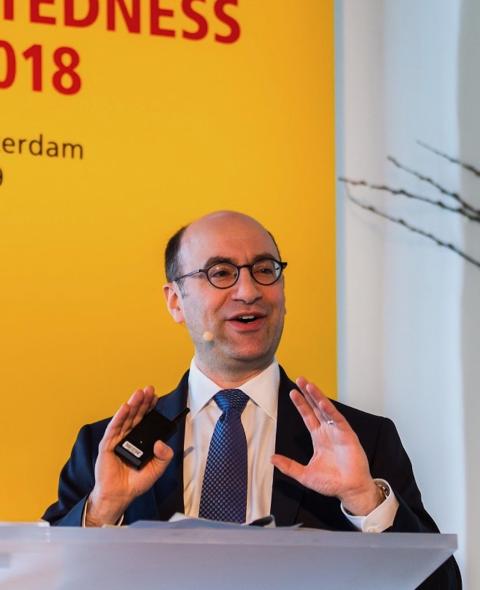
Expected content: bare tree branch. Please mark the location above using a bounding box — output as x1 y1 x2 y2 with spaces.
417 140 480 179
387 155 480 215
338 176 480 222
346 192 480 269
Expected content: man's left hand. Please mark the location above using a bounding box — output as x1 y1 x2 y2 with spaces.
271 377 383 516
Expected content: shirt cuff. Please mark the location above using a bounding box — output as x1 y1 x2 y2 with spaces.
340 479 399 533
82 496 125 527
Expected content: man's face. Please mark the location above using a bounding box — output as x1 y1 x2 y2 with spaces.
165 213 286 378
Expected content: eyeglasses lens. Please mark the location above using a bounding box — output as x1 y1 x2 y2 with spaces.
207 263 238 288
252 259 281 285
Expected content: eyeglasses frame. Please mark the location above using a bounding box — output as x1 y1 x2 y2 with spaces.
173 258 288 289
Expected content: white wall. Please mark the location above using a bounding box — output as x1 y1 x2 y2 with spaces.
336 0 473 585
458 2 480 587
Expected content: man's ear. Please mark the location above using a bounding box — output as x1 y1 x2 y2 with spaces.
163 282 185 323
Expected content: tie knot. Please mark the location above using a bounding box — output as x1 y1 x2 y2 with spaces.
214 389 249 414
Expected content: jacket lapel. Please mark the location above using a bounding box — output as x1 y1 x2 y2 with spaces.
270 367 312 526
153 371 190 520
125 372 190 523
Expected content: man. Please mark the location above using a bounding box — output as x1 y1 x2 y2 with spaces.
43 211 461 588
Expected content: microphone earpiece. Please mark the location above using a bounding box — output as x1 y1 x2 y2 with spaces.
202 331 214 342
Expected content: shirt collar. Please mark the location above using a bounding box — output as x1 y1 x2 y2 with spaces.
188 358 279 420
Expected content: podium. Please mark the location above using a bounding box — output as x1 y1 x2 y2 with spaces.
0 524 456 590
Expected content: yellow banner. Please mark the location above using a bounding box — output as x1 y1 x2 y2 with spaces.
0 0 335 520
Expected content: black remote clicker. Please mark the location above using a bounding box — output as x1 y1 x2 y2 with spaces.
114 407 189 470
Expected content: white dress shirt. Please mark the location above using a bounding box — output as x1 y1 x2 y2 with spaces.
183 359 399 531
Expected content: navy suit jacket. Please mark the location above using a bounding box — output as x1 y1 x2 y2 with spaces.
43 367 461 588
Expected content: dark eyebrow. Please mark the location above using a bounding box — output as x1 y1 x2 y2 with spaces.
202 253 278 268
202 256 235 268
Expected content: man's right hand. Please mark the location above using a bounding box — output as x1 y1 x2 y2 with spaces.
85 386 174 526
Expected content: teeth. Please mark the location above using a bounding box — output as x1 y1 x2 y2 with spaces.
236 315 256 322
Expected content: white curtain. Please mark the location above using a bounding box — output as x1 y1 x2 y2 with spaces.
336 0 479 586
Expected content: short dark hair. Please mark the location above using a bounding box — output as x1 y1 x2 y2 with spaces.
267 231 281 260
165 225 188 282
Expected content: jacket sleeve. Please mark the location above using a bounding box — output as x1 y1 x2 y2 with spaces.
41 424 101 526
370 417 462 589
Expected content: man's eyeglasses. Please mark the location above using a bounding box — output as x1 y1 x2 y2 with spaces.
173 258 288 289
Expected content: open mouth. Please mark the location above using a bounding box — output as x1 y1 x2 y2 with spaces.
228 313 266 327
236 315 258 324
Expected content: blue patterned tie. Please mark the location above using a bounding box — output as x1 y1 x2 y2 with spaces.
199 389 249 523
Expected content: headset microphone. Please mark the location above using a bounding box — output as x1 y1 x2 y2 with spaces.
202 331 214 342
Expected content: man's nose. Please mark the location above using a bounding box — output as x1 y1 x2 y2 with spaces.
231 268 262 303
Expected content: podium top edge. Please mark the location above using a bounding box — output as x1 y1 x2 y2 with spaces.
0 525 458 551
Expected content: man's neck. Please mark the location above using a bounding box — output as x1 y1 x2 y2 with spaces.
193 357 273 389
